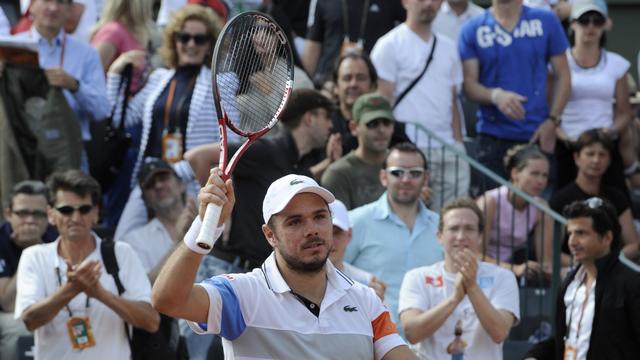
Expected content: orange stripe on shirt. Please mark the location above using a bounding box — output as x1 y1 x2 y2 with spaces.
371 311 398 342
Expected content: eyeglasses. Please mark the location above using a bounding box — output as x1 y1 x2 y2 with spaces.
583 197 604 209
385 166 426 179
55 204 94 216
576 14 606 27
174 32 209 46
365 118 393 129
12 209 47 219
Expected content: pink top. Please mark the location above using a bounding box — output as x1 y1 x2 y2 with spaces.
485 185 539 263
91 21 146 93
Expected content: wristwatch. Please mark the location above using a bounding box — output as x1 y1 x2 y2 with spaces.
548 115 561 126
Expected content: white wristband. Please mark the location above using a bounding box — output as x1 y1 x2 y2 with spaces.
184 217 225 254
490 88 501 105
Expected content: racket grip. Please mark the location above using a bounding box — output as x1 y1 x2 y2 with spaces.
196 203 223 251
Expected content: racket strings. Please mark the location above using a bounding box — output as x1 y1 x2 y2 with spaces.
215 14 293 134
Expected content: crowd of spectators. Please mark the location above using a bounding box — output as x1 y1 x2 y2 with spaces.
2 0 640 359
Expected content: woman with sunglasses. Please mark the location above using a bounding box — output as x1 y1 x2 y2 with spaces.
106 5 228 188
555 0 636 193
476 145 554 282
90 0 156 93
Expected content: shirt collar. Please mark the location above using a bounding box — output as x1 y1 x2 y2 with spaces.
371 192 438 225
53 234 102 269
31 26 65 46
261 253 353 295
440 1 472 18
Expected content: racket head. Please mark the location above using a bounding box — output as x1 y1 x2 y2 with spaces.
211 11 294 138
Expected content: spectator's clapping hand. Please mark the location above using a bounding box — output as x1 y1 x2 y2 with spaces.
176 198 198 240
326 133 342 162
452 272 466 303
108 50 146 74
44 68 78 90
198 167 235 227
455 249 479 292
368 276 386 301
493 88 527 120
67 259 103 298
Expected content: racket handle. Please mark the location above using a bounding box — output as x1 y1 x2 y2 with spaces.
196 203 223 250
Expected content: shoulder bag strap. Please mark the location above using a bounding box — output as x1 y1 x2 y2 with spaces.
393 35 437 110
100 238 134 348
110 63 133 130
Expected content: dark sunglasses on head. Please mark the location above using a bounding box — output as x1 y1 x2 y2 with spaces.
365 118 393 129
174 32 209 45
13 209 48 219
386 166 425 179
576 14 606 26
55 204 94 216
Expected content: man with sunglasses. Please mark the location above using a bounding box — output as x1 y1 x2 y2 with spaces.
0 180 57 360
322 93 396 210
344 142 443 332
525 197 640 360
14 170 160 360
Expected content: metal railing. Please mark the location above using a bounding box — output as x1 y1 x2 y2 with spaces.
405 122 567 347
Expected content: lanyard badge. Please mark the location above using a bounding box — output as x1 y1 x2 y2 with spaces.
563 346 577 360
66 316 96 350
162 129 183 163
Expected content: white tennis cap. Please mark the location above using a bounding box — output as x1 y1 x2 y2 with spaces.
262 174 335 223
329 199 350 231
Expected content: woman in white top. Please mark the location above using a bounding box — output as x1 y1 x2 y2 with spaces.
556 0 635 192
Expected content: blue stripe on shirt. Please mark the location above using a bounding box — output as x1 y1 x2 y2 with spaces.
201 276 247 340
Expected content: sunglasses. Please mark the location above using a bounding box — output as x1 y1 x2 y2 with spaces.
583 197 604 209
386 166 426 179
576 14 606 27
13 209 47 219
365 118 393 129
55 204 94 216
174 32 209 45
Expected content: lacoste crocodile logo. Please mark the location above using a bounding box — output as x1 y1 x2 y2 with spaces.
290 179 304 186
343 305 358 312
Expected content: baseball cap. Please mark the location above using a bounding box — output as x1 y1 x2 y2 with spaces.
571 0 607 20
262 174 335 223
187 0 229 21
329 199 350 231
138 158 176 187
352 93 394 126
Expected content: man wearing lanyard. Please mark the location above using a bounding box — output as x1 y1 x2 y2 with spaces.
525 198 640 360
1 0 110 146
398 198 519 359
13 170 159 360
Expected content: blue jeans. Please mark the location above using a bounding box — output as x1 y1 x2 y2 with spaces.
179 256 245 360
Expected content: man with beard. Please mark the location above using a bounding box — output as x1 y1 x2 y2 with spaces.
322 93 395 209
372 0 469 212
120 158 197 283
344 142 443 330
152 173 417 359
399 198 519 359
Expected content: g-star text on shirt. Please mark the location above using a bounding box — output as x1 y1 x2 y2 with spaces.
476 20 544 48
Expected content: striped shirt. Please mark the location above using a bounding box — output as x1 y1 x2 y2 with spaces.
188 253 405 359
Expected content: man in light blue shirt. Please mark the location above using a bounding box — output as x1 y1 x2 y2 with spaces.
10 0 110 141
345 142 443 331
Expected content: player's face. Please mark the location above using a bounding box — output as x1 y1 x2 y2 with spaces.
511 158 549 197
175 20 211 66
49 191 98 243
336 58 374 111
403 0 443 25
264 193 333 273
142 172 184 214
31 0 70 32
574 143 610 179
381 150 427 206
567 217 611 263
438 208 482 259
5 194 49 247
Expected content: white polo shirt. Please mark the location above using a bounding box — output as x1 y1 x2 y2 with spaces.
14 235 152 360
188 250 405 359
399 261 520 360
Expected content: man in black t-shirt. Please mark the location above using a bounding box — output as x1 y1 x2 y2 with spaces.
551 129 640 261
302 0 405 86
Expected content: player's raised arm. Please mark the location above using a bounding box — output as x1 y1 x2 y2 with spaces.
151 168 235 323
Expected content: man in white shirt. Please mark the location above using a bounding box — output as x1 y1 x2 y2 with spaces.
372 0 469 212
399 197 519 359
14 170 159 360
152 172 417 359
432 0 484 44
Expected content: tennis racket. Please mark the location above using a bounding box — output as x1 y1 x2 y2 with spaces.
196 11 294 250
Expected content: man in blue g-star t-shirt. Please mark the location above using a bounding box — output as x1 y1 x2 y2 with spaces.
459 0 571 185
